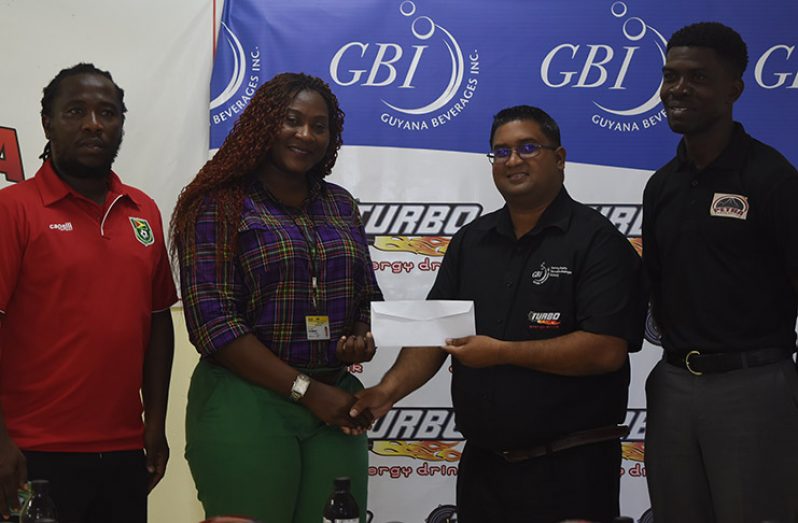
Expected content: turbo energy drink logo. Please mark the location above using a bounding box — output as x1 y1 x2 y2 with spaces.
330 1 479 131
210 22 262 134
362 202 638 257
369 408 463 464
368 407 647 470
369 408 462 441
360 202 481 256
540 1 668 133
528 310 562 329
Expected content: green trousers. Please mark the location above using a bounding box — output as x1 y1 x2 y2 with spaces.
185 360 368 523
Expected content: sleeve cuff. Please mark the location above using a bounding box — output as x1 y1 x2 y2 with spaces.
191 319 252 356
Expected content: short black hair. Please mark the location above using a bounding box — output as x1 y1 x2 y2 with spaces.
39 63 126 160
489 105 561 148
667 22 748 78
41 63 127 118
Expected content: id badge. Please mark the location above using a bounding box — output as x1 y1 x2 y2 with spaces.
305 315 331 340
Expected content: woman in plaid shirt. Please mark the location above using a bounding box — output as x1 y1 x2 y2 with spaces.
171 73 383 523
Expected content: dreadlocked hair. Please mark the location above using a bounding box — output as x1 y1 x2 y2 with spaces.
39 63 127 160
170 72 345 267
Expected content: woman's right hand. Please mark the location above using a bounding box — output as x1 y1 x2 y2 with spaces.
300 381 373 430
208 335 374 430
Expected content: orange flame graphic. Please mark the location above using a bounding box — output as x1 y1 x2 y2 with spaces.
370 440 462 462
628 237 643 257
373 236 450 256
622 441 645 462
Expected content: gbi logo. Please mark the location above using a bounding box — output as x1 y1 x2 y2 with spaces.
539 1 667 132
755 44 798 89
331 42 427 89
209 21 262 149
330 1 479 130
541 44 640 90
0 127 25 184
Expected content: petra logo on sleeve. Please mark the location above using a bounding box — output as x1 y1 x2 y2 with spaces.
129 217 154 246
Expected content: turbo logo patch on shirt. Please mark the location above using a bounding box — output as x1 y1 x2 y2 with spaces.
129 217 154 246
710 193 749 220
527 310 561 329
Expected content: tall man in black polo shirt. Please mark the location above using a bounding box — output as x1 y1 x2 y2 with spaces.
349 106 642 522
643 22 798 523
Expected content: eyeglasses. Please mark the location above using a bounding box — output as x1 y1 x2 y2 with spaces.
486 142 559 164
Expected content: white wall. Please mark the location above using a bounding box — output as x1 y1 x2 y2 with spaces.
1 1 213 519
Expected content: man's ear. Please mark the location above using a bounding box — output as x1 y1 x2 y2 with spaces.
555 146 566 171
42 115 51 140
729 78 744 104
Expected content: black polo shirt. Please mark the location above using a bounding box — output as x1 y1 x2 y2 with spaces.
643 124 798 354
428 188 642 450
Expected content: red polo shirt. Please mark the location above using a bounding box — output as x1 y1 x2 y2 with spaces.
0 160 178 452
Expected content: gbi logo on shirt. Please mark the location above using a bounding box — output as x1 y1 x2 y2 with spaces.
531 262 572 285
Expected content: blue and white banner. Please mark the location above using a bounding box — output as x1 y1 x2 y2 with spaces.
209 1 797 521
211 0 797 169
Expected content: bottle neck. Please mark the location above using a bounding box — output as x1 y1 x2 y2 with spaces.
29 480 50 496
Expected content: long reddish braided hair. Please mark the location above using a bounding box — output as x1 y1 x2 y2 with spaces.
170 72 345 263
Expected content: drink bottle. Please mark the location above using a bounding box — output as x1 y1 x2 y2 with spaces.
20 480 57 523
322 477 359 523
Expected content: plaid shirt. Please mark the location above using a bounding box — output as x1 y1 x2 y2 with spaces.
179 177 383 367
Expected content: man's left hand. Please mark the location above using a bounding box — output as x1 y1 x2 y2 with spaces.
143 425 169 493
442 335 506 368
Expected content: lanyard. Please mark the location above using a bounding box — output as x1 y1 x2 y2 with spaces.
291 213 321 311
261 184 323 312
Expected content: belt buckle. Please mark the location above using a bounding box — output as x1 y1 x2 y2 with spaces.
500 450 515 463
685 350 703 376
499 450 526 463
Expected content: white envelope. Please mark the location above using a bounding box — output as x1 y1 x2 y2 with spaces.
371 300 476 348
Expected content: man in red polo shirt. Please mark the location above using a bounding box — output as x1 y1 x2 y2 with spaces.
0 63 177 523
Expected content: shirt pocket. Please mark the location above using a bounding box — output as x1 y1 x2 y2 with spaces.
314 222 369 288
237 220 303 296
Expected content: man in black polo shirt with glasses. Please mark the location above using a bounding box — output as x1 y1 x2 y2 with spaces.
349 105 643 522
643 22 798 522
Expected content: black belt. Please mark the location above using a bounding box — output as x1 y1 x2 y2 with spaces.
664 347 793 376
496 425 629 463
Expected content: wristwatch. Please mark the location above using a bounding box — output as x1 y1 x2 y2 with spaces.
289 373 311 402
